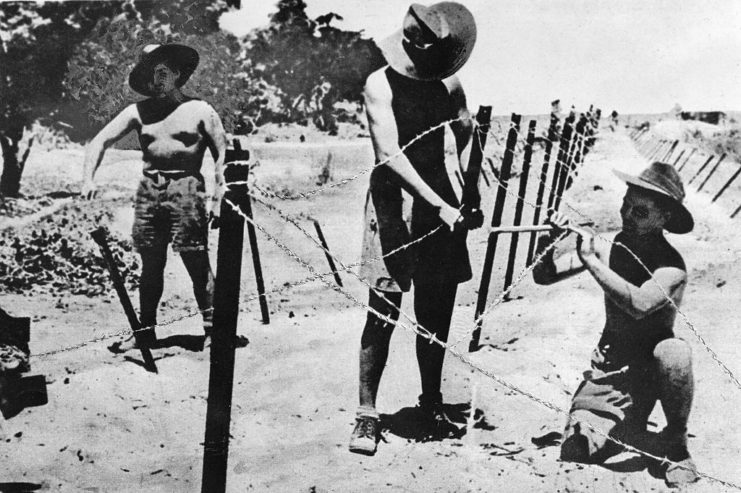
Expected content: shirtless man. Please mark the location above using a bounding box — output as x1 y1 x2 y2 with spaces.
533 161 698 487
349 2 481 455
82 44 227 351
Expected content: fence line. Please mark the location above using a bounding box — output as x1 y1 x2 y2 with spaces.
225 196 740 491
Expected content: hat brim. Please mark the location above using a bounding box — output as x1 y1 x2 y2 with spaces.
377 28 472 81
613 169 694 234
129 44 199 97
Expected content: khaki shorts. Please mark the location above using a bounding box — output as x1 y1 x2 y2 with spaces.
562 347 658 460
132 172 208 253
358 186 472 293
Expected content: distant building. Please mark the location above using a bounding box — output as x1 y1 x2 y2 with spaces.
678 111 726 125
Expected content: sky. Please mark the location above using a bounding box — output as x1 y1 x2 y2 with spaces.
220 0 741 115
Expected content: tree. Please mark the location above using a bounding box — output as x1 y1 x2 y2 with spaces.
0 1 128 197
64 15 280 137
0 1 235 197
245 0 384 132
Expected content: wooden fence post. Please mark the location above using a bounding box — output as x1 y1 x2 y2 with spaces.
712 164 741 203
526 118 558 266
697 153 726 192
469 113 520 352
687 155 716 185
201 157 249 493
677 148 696 172
502 120 536 295
552 113 576 213
227 140 270 325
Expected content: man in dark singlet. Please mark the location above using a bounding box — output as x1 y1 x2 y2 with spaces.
349 2 482 455
81 44 226 352
533 162 698 487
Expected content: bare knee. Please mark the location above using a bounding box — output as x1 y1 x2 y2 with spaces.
654 338 692 372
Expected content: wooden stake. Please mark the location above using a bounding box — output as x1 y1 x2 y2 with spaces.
201 159 249 493
312 218 343 287
687 155 716 185
697 153 726 192
470 113 520 352
228 140 270 325
526 117 558 267
90 227 157 374
677 148 696 172
502 120 536 295
712 164 741 203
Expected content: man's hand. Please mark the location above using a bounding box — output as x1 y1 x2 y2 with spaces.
438 203 463 232
546 211 571 238
209 190 224 230
81 180 98 200
576 227 599 263
456 206 484 231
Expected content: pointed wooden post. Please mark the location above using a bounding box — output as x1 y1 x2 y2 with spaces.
712 164 741 202
697 153 726 192
469 113 520 352
201 157 250 493
526 117 558 266
90 227 157 374
688 155 716 185
502 120 536 295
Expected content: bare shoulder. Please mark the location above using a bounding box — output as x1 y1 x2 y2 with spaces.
363 68 392 103
441 75 464 94
121 103 142 122
442 75 467 109
183 99 217 117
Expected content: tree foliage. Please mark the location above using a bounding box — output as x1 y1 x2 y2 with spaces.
246 0 384 132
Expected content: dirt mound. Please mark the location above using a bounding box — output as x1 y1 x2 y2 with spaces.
0 199 138 296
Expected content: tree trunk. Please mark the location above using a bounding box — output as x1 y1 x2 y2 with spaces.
0 133 32 198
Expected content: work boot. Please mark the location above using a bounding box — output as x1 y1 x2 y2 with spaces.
349 410 380 456
659 429 699 487
417 394 462 441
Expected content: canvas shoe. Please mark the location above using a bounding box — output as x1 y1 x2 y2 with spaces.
349 414 380 456
659 429 699 487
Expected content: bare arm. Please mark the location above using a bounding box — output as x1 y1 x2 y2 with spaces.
200 103 228 220
82 104 139 198
578 235 686 319
532 233 587 284
445 76 473 174
364 70 461 230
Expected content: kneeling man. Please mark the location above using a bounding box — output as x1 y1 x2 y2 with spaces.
533 162 697 487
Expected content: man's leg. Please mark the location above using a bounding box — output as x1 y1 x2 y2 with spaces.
351 289 402 455
413 281 460 438
413 281 457 405
139 247 168 333
180 249 215 333
653 338 698 486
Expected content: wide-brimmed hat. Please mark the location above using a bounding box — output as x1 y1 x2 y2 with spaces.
378 2 476 81
613 161 694 234
129 44 199 96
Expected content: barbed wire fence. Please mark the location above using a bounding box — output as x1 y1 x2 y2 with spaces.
4 104 741 490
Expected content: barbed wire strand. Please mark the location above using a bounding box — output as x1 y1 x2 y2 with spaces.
226 197 740 491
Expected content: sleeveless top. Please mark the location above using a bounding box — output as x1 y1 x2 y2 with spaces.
598 231 686 366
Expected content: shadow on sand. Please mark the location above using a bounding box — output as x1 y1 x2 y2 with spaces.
0 483 43 493
380 402 496 442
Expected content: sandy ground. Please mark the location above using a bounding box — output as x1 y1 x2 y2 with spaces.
1 125 741 492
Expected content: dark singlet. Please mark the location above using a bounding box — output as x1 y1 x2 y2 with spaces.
383 67 460 229
599 231 686 365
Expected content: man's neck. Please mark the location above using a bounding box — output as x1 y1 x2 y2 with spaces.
155 88 186 104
